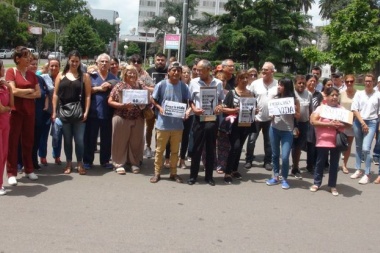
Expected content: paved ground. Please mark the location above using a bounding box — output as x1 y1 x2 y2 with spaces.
1 134 380 253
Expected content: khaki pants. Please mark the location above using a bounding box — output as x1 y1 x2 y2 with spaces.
154 129 183 175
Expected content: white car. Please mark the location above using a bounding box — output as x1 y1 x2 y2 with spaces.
48 52 65 59
0 49 13 59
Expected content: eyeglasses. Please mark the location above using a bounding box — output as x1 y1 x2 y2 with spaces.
261 68 269 72
99 60 109 64
251 74 258 78
225 65 234 68
345 80 354 83
132 60 142 64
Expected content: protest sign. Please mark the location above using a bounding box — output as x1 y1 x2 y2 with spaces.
320 105 353 125
268 97 295 115
122 89 149 104
200 87 217 121
163 100 187 118
239 97 256 126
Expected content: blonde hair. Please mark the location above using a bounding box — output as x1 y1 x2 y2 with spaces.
122 65 138 81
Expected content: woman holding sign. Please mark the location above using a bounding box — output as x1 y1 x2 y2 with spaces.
310 87 346 196
266 78 300 189
108 65 146 175
221 70 255 184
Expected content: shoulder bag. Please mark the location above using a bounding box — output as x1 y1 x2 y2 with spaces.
59 75 84 123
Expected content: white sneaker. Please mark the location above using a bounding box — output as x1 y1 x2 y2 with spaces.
350 170 362 179
8 176 17 186
145 147 152 158
0 187 6 196
25 172 38 180
358 175 369 185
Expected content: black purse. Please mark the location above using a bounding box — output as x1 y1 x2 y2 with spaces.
336 130 348 152
59 75 83 123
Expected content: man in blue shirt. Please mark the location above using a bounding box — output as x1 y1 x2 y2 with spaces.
150 62 190 183
83 53 118 169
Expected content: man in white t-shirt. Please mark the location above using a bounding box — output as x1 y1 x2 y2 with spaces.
244 62 278 170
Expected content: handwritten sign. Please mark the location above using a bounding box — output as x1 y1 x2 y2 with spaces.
163 100 187 118
268 97 295 116
200 86 217 121
320 105 353 125
239 97 256 126
122 89 149 104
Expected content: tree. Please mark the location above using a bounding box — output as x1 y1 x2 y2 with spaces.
0 3 23 47
318 0 351 20
323 0 380 73
62 15 105 58
88 18 117 46
119 42 141 56
212 0 312 69
295 0 315 12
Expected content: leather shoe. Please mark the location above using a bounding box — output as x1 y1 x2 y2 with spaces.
205 178 215 186
187 178 196 185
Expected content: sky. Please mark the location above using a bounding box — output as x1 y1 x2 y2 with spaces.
86 0 328 35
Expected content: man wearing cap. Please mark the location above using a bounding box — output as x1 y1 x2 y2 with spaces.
332 72 347 91
150 62 190 184
187 59 224 186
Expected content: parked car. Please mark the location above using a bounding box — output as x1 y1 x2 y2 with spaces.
27 48 39 58
0 49 13 59
48 51 65 59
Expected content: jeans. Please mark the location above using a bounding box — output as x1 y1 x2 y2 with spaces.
39 119 62 159
373 121 380 158
353 118 377 175
245 120 272 164
269 126 293 179
62 121 86 162
314 147 340 187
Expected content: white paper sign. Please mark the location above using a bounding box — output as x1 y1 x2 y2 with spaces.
268 97 295 116
319 105 353 124
239 97 256 123
200 87 217 116
163 100 187 118
122 89 149 104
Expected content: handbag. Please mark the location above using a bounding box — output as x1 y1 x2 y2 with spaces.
58 75 83 123
336 130 348 152
143 105 154 120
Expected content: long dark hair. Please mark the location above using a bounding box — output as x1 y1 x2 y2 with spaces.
277 77 295 99
63 50 83 78
0 59 3 70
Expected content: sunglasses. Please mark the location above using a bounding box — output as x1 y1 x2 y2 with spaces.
132 60 142 64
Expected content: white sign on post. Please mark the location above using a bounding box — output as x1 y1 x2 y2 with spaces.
319 105 353 125
163 100 187 118
239 97 256 125
268 97 295 116
122 89 149 104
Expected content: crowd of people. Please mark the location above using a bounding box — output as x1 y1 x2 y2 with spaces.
1 46 380 197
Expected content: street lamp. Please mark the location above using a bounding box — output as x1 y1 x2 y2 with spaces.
167 16 176 60
41 10 57 53
115 17 122 58
124 45 128 62
310 39 317 72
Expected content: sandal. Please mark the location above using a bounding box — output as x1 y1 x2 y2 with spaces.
63 166 72 174
115 167 126 175
216 166 224 174
169 174 183 183
341 166 349 174
150 174 161 183
309 185 319 192
331 188 339 196
374 176 380 184
78 166 87 175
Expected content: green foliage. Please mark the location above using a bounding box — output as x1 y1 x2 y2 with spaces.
62 15 105 58
119 42 141 56
87 18 117 45
324 0 380 73
0 4 20 47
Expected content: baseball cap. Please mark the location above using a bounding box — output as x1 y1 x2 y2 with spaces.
168 61 182 71
332 72 342 78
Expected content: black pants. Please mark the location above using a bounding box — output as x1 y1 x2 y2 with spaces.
225 123 250 174
189 116 217 180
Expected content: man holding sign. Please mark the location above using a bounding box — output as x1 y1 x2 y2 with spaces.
150 62 190 184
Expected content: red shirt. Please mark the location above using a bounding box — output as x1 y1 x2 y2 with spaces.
5 68 37 115
0 83 11 128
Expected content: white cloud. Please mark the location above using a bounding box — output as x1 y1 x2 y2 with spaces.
310 2 330 27
86 0 139 35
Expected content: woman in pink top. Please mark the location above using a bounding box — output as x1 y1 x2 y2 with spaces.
0 60 14 195
309 87 345 196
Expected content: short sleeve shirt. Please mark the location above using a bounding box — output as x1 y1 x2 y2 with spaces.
351 90 380 120
249 78 278 122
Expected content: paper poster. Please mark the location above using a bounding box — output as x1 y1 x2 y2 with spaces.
239 97 256 126
268 97 295 116
163 100 187 118
320 105 353 125
200 86 217 121
122 89 149 104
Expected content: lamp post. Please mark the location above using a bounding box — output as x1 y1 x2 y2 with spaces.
180 0 189 65
167 16 176 59
124 45 128 62
115 17 122 59
41 10 57 53
295 47 299 74
310 39 317 73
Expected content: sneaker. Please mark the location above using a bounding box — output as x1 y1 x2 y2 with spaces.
266 178 279 186
350 170 362 179
83 163 92 170
145 147 153 158
281 179 290 189
264 163 273 171
101 163 113 169
244 162 252 169
231 171 242 180
0 187 6 196
187 157 192 162
25 172 38 180
373 157 380 165
224 175 233 184
358 175 369 185
8 176 17 186
291 168 303 179
331 188 339 196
